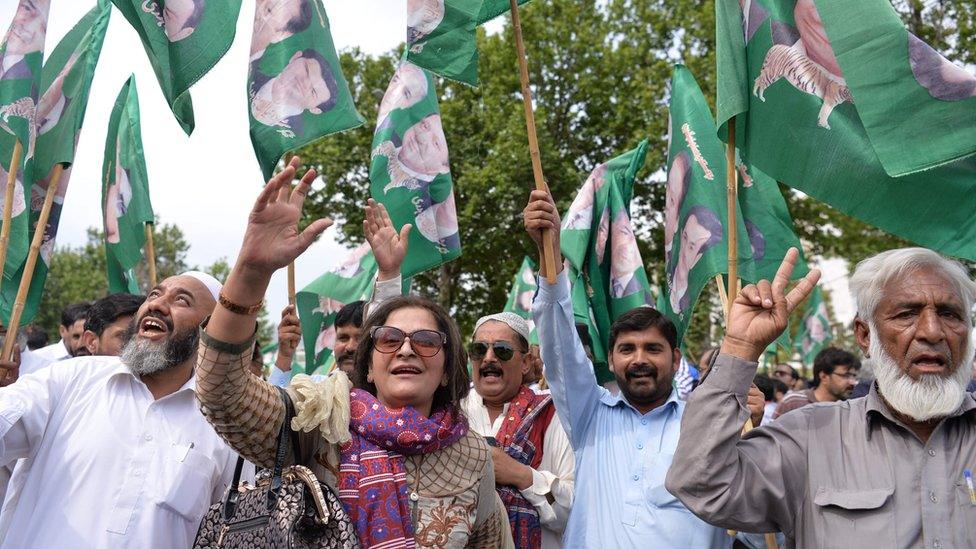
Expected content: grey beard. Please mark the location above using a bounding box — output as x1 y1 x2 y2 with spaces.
871 325 974 421
120 328 199 377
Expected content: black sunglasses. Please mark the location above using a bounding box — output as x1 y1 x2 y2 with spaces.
369 326 447 358
468 341 518 362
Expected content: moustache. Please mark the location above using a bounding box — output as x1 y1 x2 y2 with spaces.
479 364 504 378
337 348 356 363
625 364 658 380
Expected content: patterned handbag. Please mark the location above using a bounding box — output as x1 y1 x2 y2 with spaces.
194 387 360 549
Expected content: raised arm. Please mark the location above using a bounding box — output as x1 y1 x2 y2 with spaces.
524 189 601 448
666 249 821 536
196 157 334 467
362 198 410 318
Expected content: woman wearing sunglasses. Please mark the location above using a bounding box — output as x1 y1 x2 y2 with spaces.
196 158 513 548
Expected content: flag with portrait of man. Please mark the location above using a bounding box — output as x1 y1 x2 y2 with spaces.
405 0 530 85
0 0 51 281
247 0 363 180
369 61 461 278
297 243 377 375
1 1 110 325
502 256 538 345
102 75 154 295
660 65 751 343
561 140 653 383
717 0 976 261
111 0 243 135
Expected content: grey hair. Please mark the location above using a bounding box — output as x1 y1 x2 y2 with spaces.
849 247 976 324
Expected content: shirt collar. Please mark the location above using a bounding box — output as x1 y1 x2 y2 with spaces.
601 385 680 417
107 359 198 396
864 380 976 439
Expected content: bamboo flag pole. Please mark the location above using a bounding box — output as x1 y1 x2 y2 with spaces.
3 164 63 361
509 0 557 284
0 140 24 302
144 223 157 287
726 118 739 311
284 152 297 307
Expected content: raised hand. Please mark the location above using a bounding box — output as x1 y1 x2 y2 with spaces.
722 248 821 361
523 188 563 277
364 198 410 281
275 305 302 372
237 156 334 277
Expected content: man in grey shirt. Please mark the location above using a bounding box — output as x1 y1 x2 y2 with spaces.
667 247 976 549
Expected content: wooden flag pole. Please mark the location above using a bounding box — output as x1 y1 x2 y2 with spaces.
0 140 24 303
725 118 739 312
3 164 63 362
144 223 157 287
509 0 557 284
284 152 297 307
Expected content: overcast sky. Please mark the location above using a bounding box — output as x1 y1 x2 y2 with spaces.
0 1 856 326
0 0 407 322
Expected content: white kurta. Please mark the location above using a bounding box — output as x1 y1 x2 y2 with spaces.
32 339 70 362
0 356 243 548
462 390 575 549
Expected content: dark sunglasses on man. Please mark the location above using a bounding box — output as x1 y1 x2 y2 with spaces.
468 341 518 362
369 326 447 358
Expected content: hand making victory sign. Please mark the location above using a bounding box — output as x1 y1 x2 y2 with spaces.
363 198 410 282
721 248 822 362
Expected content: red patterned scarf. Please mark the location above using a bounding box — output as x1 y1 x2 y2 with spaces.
337 389 468 549
494 385 556 549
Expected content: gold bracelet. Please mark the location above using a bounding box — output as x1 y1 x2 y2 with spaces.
218 292 264 315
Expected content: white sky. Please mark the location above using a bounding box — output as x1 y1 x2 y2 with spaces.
0 1 857 327
0 0 406 321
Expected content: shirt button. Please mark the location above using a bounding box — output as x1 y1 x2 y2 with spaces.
637 443 644 450
632 474 640 481
133 470 141 477
143 434 153 441
929 492 938 503
927 449 936 457
641 419 648 425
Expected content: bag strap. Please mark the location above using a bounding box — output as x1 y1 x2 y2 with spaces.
221 456 247 521
267 386 297 512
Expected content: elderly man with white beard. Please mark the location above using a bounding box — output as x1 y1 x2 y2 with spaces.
0 272 247 549
666 247 976 549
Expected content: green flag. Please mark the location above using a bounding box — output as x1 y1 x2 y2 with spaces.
716 0 976 261
102 75 154 294
0 0 51 279
815 0 976 176
405 0 530 85
247 0 364 180
297 243 377 375
370 61 461 278
502 256 538 344
561 140 652 381
111 0 243 135
0 1 110 325
795 285 831 365
736 165 808 283
661 65 751 342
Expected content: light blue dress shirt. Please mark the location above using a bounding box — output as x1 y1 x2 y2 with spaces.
533 269 731 548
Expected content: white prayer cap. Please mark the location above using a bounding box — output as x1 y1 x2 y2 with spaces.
179 271 222 300
474 312 531 344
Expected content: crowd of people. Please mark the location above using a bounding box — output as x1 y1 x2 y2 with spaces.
0 157 974 548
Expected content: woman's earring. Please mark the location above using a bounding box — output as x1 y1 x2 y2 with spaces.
441 376 448 387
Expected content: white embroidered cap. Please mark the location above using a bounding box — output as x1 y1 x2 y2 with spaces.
473 312 531 344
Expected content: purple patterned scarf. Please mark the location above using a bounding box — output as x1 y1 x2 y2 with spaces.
337 389 468 548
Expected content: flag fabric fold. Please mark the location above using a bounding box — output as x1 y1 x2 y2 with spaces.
102 75 154 294
297 243 377 375
111 0 243 135
0 0 51 280
247 0 364 179
502 256 538 345
561 140 652 382
795 285 831 365
1 1 110 325
369 61 461 278
716 0 976 261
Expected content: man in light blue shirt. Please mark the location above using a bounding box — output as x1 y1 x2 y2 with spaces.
524 189 732 548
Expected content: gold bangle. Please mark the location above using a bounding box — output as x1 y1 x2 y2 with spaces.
218 292 264 315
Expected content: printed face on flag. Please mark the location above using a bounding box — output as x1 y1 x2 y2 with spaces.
105 141 133 245
251 0 314 57
401 114 449 176
0 165 25 217
745 218 765 261
158 0 206 42
609 210 642 298
250 49 338 135
594 206 609 265
4 0 49 57
563 164 607 231
376 62 428 128
908 35 976 102
407 0 445 45
36 51 82 136
793 0 842 79
415 191 459 251
664 151 691 260
669 206 722 313
331 245 368 278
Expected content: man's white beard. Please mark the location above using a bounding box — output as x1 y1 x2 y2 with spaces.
871 328 974 421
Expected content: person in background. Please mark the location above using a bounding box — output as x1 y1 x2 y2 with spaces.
697 345 720 379
850 357 875 398
773 346 860 419
23 326 48 352
34 301 91 360
269 301 367 387
81 293 145 357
